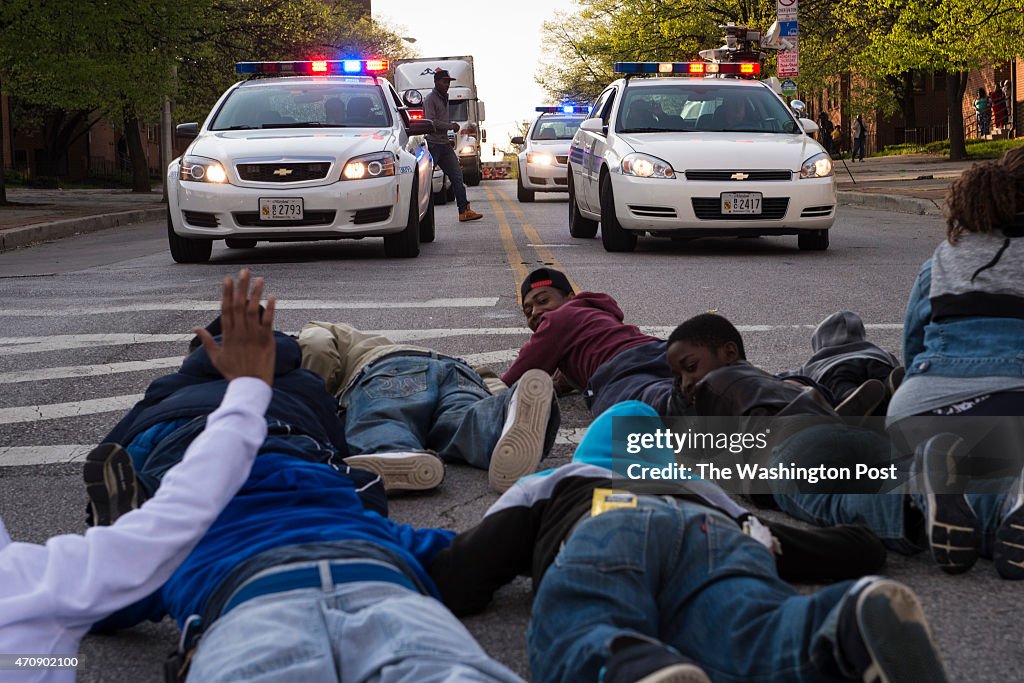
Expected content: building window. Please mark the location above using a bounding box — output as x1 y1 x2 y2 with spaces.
912 71 927 94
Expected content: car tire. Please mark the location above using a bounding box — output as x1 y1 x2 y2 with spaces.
517 173 535 202
384 176 421 258
465 170 481 187
225 238 257 249
798 230 830 251
167 211 212 264
599 172 637 252
568 173 597 238
419 190 436 243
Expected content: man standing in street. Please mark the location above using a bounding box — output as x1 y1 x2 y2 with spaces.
851 114 867 162
424 68 483 222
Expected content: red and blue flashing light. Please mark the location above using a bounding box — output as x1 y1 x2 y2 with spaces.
235 59 390 76
536 105 591 115
613 62 760 76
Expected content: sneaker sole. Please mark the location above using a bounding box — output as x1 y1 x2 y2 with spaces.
922 436 979 574
82 443 138 526
489 369 553 493
835 379 886 422
994 485 1024 580
856 580 949 683
634 664 711 683
344 453 444 492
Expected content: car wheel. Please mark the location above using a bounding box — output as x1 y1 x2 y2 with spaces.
465 170 481 187
419 190 436 243
225 238 257 249
167 211 212 264
517 173 535 202
384 176 421 258
798 230 830 251
599 172 637 252
568 173 597 238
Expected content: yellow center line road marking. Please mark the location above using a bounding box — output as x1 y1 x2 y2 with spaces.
495 187 582 294
485 185 529 300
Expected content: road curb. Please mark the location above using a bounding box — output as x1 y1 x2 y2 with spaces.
837 191 942 217
0 207 165 252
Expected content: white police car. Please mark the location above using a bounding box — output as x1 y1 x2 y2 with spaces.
568 61 836 252
167 59 436 262
511 106 588 202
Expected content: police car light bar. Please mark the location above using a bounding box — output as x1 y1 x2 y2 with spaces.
235 59 390 76
535 105 590 114
613 62 760 76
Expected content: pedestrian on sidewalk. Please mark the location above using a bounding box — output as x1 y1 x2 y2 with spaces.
851 114 867 162
423 68 483 223
975 88 992 137
817 111 834 155
991 84 1008 130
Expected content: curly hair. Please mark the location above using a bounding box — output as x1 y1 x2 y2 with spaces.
668 313 747 360
945 146 1024 243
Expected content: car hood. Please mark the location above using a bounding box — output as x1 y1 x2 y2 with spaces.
189 129 394 163
528 140 573 155
616 132 826 171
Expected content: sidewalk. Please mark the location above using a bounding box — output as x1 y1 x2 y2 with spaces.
0 154 975 251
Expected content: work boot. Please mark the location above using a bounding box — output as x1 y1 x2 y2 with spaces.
459 203 483 222
83 443 141 526
343 451 445 492
916 433 980 574
489 369 555 492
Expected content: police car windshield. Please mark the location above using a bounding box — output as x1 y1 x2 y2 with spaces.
617 84 799 134
210 83 392 130
530 117 582 140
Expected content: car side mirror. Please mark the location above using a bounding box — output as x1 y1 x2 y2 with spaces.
789 99 806 114
176 122 199 138
406 118 435 136
510 136 525 145
799 118 819 134
478 101 486 121
579 118 605 134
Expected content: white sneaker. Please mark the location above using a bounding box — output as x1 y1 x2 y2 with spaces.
489 369 554 492
344 451 444 492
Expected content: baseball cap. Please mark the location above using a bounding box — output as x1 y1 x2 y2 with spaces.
520 267 574 301
433 68 456 81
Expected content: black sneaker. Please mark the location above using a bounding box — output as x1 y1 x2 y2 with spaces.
838 577 949 683
917 433 979 574
994 466 1024 580
602 639 710 683
489 369 554 493
83 443 140 526
835 379 886 423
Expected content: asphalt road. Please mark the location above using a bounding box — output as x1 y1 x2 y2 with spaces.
0 179 1020 681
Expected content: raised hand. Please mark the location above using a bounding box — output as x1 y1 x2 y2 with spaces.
193 269 277 385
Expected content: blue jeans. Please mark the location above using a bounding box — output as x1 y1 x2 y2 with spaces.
428 142 469 212
188 576 522 682
344 355 557 470
527 497 863 683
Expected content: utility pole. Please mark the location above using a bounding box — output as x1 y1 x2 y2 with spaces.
0 79 7 205
160 65 177 203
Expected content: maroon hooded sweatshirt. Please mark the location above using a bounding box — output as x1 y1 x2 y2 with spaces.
501 292 658 389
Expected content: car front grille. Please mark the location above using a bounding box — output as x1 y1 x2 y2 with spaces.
233 210 336 227
352 207 392 224
628 205 677 219
182 210 219 228
691 197 789 220
801 205 835 217
236 162 332 182
685 170 792 181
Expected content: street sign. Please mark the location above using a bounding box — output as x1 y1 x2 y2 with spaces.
778 36 799 77
781 79 798 95
779 21 799 37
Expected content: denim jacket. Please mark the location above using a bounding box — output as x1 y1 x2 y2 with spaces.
904 227 1024 379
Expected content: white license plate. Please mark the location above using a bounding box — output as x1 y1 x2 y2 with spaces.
259 198 303 221
721 192 762 214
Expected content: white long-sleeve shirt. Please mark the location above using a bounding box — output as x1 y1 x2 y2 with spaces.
0 377 271 682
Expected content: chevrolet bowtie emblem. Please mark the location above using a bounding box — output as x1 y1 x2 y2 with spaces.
272 168 293 176
731 172 750 180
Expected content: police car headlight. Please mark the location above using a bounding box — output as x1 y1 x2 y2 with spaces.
342 152 396 180
527 152 554 166
180 156 228 183
800 152 833 179
621 153 675 179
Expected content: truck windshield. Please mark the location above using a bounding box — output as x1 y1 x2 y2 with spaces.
616 84 799 134
210 83 392 130
530 117 583 140
448 100 470 121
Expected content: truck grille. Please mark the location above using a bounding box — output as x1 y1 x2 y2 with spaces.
685 170 792 181
236 162 332 182
233 210 336 227
691 197 789 220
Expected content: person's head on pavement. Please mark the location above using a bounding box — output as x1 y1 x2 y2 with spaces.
666 313 746 401
945 146 1024 244
521 267 575 331
433 68 455 96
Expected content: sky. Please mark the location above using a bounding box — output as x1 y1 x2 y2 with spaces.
373 0 580 160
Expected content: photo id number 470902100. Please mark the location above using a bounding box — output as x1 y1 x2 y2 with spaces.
0 655 79 669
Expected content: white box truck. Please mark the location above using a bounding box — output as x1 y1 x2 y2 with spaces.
395 56 486 186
